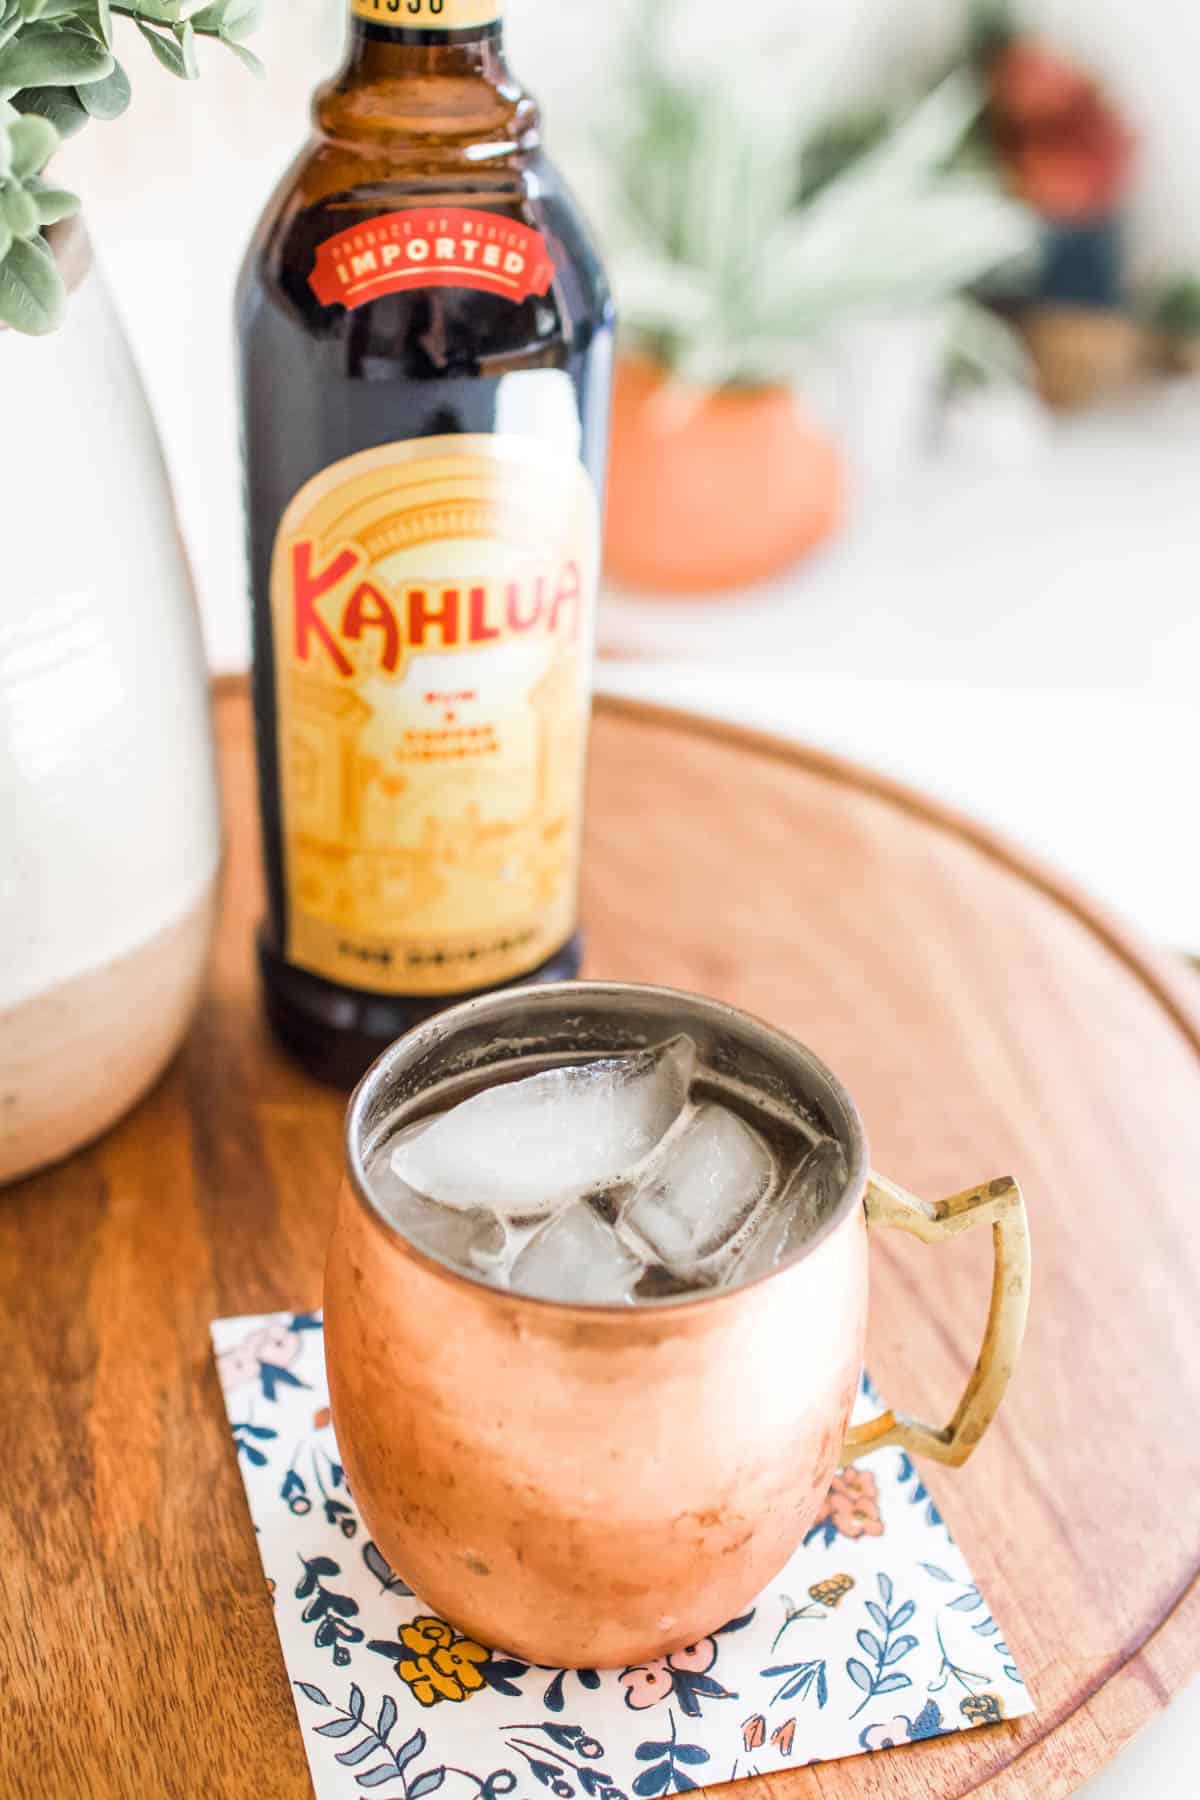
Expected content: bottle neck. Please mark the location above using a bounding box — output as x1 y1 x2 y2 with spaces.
324 0 530 151
344 21 508 86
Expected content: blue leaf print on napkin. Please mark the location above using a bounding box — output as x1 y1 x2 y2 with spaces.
633 1711 710 1795
296 1684 470 1794
363 1540 414 1599
296 1554 364 1667
897 1453 944 1530
758 1658 828 1709
502 1721 624 1800
260 1361 311 1403
232 1421 278 1467
846 1574 918 1718
543 1667 603 1713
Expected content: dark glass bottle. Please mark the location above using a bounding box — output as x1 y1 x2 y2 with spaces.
237 0 614 1086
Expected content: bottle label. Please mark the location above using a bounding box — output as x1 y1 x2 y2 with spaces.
269 434 598 997
350 0 503 27
310 207 555 312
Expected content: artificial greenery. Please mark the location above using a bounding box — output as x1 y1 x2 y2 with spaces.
0 0 262 334
579 8 1038 391
967 0 1018 62
1148 274 1200 341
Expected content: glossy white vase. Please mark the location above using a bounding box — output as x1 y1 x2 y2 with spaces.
825 309 953 495
0 229 222 1185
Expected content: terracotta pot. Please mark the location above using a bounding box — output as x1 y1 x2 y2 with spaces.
1020 304 1144 410
603 353 845 595
325 982 1030 1669
0 221 221 1185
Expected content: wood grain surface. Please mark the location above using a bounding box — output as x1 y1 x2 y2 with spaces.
3 684 1199 1799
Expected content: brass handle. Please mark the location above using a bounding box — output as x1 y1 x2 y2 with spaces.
841 1173 1031 1470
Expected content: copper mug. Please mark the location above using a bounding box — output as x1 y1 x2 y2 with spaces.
325 982 1031 1669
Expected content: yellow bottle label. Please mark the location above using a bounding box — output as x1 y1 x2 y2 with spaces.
269 435 598 997
350 0 503 27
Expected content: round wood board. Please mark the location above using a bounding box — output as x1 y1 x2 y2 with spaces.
3 685 1199 1800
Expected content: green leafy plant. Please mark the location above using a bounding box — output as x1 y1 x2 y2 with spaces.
1148 273 1200 341
0 0 263 333
968 0 1019 61
577 7 1038 391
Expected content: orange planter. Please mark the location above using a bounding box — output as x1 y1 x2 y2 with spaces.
604 353 846 595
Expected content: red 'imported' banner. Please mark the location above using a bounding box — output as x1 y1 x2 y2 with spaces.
309 206 556 310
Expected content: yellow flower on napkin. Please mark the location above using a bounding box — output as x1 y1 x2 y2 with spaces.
437 1636 490 1693
400 1617 456 1657
808 1574 855 1610
394 1616 491 1707
959 1693 1005 1726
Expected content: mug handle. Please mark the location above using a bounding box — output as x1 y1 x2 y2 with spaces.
841 1173 1031 1470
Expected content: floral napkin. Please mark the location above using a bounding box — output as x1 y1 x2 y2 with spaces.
212 1311 1033 1797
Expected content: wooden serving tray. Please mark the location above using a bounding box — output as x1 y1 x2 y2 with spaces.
3 685 1199 1798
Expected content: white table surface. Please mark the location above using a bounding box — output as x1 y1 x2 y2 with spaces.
596 664 1196 953
597 381 1200 958
595 658 1197 1797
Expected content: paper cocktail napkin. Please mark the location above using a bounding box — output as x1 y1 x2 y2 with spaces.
213 1312 1033 1796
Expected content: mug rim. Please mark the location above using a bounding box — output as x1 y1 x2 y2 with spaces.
343 979 872 1315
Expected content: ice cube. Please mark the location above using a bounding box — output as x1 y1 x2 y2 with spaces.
388 1036 696 1220
372 1164 508 1274
726 1137 848 1285
618 1102 776 1278
370 1115 505 1271
508 1201 644 1305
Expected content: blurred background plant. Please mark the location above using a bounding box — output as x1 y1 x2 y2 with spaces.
0 0 261 332
1146 274 1200 374
580 0 1039 590
972 0 1134 225
584 7 1037 395
961 0 1145 407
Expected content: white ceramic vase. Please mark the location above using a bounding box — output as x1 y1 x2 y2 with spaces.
823 308 954 496
0 227 222 1185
